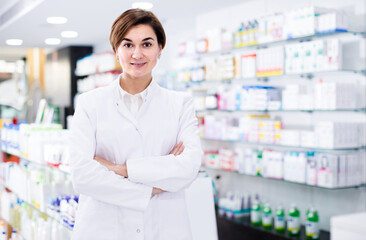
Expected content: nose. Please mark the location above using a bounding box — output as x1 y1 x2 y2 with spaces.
132 46 143 59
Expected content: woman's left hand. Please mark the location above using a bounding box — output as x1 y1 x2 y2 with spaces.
94 156 128 178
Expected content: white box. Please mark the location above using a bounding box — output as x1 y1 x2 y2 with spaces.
317 153 338 188
301 131 316 148
280 130 300 146
331 212 366 240
284 152 306 183
342 39 366 71
346 154 358 186
244 149 256 176
306 152 318 185
338 155 347 187
262 150 283 179
297 152 308 183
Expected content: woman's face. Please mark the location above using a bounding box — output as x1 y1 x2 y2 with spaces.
116 24 162 80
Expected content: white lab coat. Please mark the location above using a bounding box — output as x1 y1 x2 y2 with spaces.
69 78 203 240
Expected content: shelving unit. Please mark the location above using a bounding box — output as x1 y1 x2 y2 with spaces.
197 108 366 113
1 150 70 175
74 52 122 97
0 182 73 232
201 138 365 151
183 70 366 85
0 145 74 239
181 31 365 59
202 166 365 190
177 5 366 236
0 217 26 240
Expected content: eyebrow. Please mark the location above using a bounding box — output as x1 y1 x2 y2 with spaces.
122 37 155 42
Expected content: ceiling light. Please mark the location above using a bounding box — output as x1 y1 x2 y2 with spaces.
45 38 61 45
61 31 78 38
46 17 68 24
132 2 153 10
6 39 23 46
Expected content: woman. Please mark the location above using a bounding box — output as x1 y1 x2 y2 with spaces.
69 9 203 240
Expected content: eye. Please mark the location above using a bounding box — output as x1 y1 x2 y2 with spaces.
143 42 152 47
124 43 133 48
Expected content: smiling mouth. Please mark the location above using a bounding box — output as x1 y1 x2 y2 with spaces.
131 62 146 67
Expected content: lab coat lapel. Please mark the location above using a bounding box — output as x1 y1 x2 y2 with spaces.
135 80 158 120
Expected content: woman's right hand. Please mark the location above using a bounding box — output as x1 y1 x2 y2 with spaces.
169 141 184 156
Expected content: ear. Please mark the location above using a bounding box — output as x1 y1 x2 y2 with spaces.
158 44 163 57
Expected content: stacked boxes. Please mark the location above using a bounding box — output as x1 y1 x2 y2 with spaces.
285 39 342 74
283 7 338 39
283 151 307 183
315 121 362 149
314 81 356 109
204 148 365 188
256 46 284 77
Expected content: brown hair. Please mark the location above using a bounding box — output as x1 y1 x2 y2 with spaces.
110 9 166 53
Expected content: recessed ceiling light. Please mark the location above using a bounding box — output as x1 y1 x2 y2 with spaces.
61 31 78 38
46 17 68 24
45 38 61 45
132 2 153 10
6 39 23 46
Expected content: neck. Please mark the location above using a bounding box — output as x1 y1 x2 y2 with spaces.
120 73 152 95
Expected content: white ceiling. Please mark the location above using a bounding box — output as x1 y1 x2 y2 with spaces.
0 0 250 61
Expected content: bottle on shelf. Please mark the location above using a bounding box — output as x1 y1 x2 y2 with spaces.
287 204 301 236
250 197 262 226
9 202 15 226
274 205 286 233
0 222 6 237
9 230 20 240
0 231 6 240
262 202 273 229
306 207 319 239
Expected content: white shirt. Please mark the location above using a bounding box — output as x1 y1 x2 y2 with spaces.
118 80 150 118
69 78 203 240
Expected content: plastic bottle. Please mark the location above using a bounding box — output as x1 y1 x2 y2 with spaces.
0 222 6 237
262 202 272 229
9 203 15 226
250 200 262 226
306 208 319 239
14 199 21 230
274 205 286 233
256 151 263 176
10 230 17 240
0 232 7 240
234 24 244 48
253 19 259 44
288 204 301 236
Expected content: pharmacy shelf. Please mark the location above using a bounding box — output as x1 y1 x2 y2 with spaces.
201 137 365 152
216 213 330 240
75 69 122 77
203 166 365 190
0 217 26 240
1 148 70 175
0 182 73 231
181 30 365 58
184 69 366 84
196 108 366 113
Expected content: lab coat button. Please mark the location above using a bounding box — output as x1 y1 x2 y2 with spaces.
136 229 141 233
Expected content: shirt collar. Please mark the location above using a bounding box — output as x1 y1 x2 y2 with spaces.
113 74 158 105
118 75 151 103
